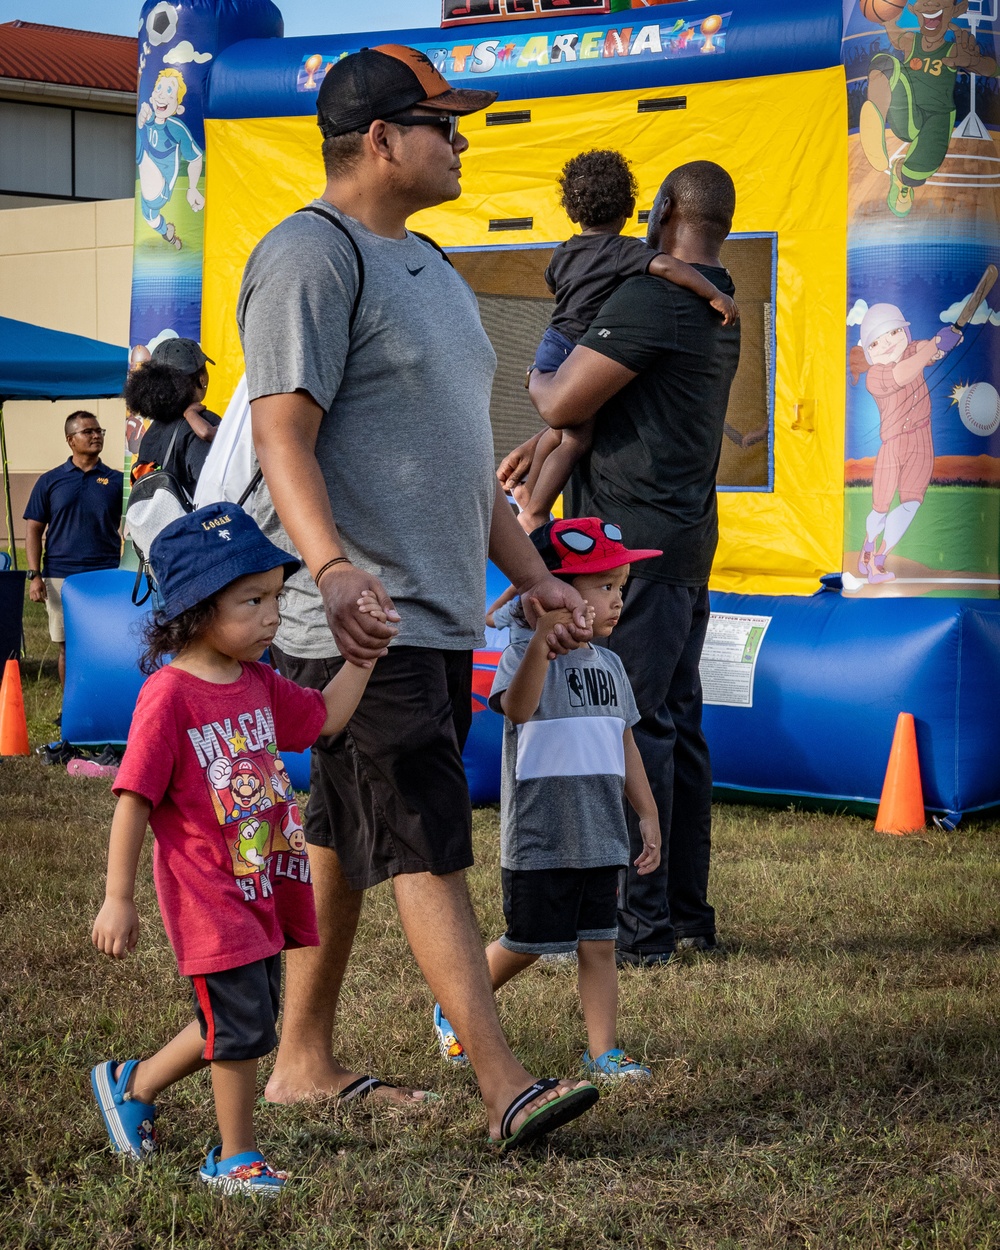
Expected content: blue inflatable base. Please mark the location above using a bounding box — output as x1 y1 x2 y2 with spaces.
62 573 999 816
705 590 1000 816
61 566 509 805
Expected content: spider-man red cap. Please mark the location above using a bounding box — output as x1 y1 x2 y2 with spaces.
530 517 661 577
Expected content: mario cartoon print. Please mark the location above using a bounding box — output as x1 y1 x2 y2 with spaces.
207 755 273 823
849 300 961 582
859 0 997 217
136 67 204 249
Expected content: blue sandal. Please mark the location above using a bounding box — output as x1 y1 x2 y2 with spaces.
199 1146 287 1196
582 1048 652 1082
90 1060 157 1160
433 1003 468 1066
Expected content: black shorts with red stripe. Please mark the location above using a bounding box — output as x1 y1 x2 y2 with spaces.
190 954 281 1061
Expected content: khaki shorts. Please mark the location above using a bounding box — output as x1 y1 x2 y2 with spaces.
43 577 65 643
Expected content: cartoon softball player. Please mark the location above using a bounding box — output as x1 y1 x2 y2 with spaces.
136 67 204 249
851 302 960 583
859 0 997 218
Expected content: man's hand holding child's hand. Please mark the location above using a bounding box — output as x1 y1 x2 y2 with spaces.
529 598 593 652
356 588 389 625
634 817 661 876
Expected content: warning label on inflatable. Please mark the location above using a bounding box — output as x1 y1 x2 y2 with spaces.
701 613 770 708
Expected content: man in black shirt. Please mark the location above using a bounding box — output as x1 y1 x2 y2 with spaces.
528 160 740 965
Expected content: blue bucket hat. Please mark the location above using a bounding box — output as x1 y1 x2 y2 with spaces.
149 502 300 623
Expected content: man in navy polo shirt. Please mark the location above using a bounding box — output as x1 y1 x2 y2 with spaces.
24 411 123 683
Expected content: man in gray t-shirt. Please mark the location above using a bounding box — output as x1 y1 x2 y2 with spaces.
237 45 596 1149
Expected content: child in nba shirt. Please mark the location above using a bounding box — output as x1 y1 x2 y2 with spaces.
90 503 389 1196
433 518 662 1094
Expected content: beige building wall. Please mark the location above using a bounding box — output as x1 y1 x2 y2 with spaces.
1 198 133 543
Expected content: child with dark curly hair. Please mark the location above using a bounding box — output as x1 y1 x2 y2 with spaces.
124 353 221 502
516 149 739 533
90 502 388 1196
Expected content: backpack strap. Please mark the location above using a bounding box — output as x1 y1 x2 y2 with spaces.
296 204 365 330
238 212 448 514
410 229 454 267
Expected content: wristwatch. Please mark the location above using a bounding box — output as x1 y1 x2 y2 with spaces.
524 364 538 390
26 569 40 580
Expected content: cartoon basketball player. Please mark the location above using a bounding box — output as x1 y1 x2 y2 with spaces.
859 0 997 217
136 68 205 249
850 302 961 582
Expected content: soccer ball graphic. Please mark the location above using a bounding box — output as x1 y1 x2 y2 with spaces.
146 2 178 47
953 382 1000 437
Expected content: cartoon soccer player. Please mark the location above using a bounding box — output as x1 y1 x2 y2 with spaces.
859 0 997 217
850 302 961 583
136 68 204 249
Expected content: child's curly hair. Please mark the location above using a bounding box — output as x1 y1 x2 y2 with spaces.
558 149 638 229
123 361 198 424
139 597 217 674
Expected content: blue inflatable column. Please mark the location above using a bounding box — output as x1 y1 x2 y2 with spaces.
125 0 283 488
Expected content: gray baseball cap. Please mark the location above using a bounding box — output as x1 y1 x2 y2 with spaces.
150 337 215 374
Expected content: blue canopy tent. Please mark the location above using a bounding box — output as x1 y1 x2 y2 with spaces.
0 316 129 568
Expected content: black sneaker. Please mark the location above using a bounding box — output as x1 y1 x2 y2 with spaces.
676 935 727 958
36 739 77 766
616 949 676 969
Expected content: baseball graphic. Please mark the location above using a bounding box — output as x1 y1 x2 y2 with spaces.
952 383 1000 437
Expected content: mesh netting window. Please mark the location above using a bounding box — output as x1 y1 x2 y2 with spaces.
450 235 775 492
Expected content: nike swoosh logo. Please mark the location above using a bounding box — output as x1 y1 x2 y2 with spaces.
407 264 425 276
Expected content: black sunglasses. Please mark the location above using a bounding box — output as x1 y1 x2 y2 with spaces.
380 113 461 145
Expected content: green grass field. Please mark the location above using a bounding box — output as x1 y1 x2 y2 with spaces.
4 596 1000 1248
845 485 1000 580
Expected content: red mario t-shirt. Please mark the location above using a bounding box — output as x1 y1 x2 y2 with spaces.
114 661 326 976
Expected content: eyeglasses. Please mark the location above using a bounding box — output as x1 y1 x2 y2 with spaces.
382 113 461 145
70 427 105 438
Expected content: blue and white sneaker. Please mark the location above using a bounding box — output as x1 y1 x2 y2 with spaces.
582 1048 652 1083
90 1060 157 1160
433 1003 468 1066
199 1146 287 1197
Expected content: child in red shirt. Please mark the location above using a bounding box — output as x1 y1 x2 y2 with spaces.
91 502 389 1196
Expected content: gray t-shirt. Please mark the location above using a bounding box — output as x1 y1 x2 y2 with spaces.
237 201 497 659
489 608 640 871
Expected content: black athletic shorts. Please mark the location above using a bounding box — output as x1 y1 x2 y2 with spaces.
500 865 622 955
190 954 281 1062
271 644 474 890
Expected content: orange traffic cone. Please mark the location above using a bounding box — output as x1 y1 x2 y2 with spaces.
875 712 924 835
0 659 30 756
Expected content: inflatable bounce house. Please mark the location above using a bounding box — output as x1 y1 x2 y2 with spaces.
63 0 1000 818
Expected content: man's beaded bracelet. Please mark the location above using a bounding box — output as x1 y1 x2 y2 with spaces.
314 556 352 586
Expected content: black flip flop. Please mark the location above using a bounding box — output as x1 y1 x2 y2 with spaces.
497 1078 599 1151
336 1076 437 1105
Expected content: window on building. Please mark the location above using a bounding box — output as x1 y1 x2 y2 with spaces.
449 235 776 491
0 100 134 203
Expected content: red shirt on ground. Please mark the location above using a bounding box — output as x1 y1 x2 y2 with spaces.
114 661 326 976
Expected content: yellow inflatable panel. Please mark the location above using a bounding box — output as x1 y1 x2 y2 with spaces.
202 65 846 596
